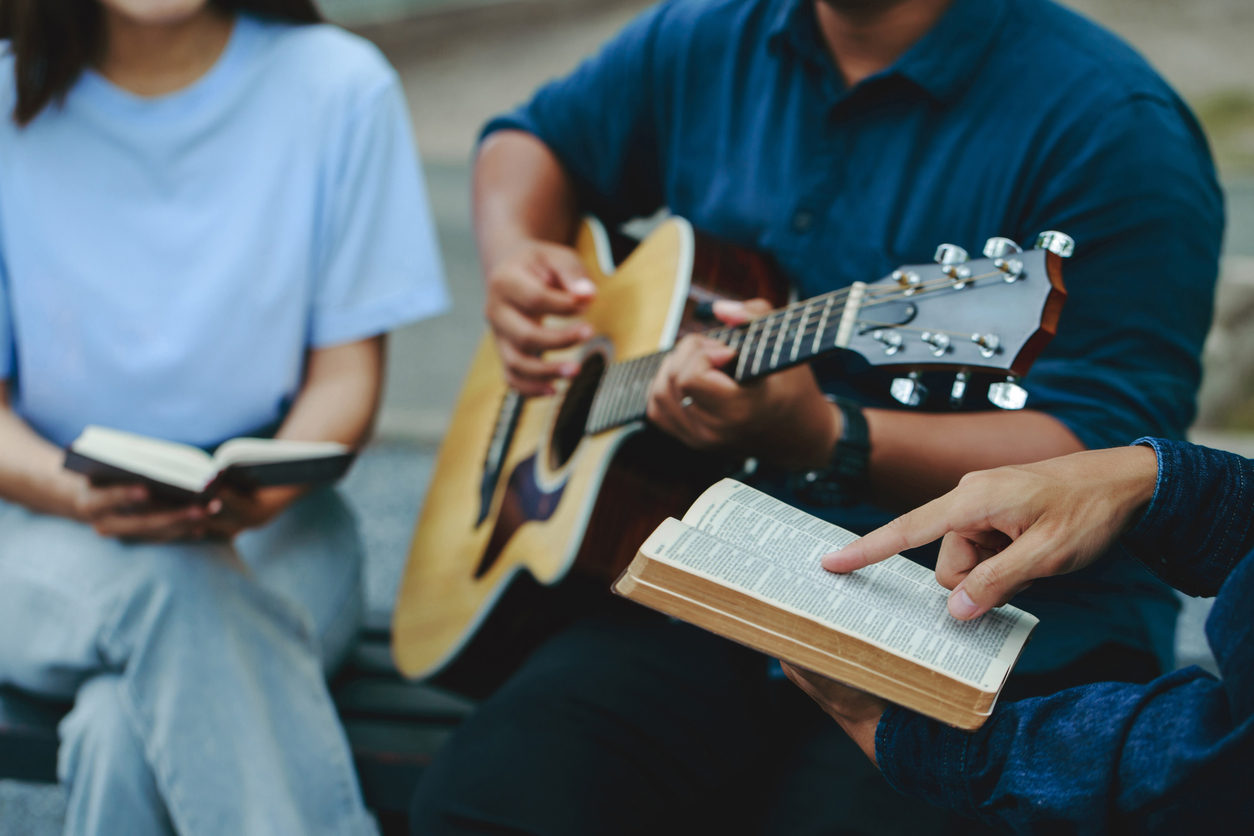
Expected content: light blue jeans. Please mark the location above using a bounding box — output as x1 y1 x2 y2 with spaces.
0 488 375 836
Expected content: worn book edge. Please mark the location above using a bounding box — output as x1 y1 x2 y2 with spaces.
615 542 1036 730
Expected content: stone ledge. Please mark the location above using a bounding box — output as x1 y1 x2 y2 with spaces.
349 0 645 57
1198 259 1254 429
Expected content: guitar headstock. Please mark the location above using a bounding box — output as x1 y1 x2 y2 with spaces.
841 233 1070 406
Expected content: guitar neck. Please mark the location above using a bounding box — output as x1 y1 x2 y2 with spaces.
585 285 864 435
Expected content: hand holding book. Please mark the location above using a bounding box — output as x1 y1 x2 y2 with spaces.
64 425 357 542
65 425 356 503
783 445 1160 764
614 479 1039 730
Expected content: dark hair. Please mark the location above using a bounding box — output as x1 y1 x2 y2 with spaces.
0 0 321 125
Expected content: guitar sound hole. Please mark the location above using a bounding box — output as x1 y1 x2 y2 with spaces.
549 351 606 470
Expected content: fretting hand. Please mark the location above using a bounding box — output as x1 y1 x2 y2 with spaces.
645 299 840 469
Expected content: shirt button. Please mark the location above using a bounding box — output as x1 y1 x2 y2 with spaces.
792 209 815 232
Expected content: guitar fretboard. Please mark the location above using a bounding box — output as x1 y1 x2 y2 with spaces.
585 285 865 434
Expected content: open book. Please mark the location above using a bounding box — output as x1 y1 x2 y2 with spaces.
613 479 1038 730
64 425 355 503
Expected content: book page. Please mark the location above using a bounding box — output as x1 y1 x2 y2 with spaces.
644 479 1038 691
213 438 349 468
72 426 214 491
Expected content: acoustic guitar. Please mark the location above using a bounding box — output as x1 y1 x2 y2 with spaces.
393 216 1070 694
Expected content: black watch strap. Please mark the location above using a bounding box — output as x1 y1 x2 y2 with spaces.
791 397 871 506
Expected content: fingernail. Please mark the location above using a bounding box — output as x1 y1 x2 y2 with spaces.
948 588 980 620
558 362 581 377
571 278 596 296
207 500 223 515
576 324 595 340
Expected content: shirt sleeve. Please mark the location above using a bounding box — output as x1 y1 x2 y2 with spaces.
877 441 1254 832
1123 438 1254 597
479 1 671 226
1016 96 1224 449
877 629 1253 833
310 73 450 348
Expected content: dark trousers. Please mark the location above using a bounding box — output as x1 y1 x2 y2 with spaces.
409 600 1159 836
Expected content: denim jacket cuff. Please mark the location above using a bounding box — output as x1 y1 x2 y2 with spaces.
877 706 980 819
1123 437 1252 597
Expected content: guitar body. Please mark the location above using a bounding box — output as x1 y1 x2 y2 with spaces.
393 217 785 694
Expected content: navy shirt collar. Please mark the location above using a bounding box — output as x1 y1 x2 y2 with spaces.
767 0 1009 104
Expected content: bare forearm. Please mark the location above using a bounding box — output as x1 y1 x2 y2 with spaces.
275 337 385 447
0 385 82 517
234 337 387 521
865 408 1084 509
473 130 581 273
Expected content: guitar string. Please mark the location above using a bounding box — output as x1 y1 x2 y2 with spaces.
596 270 994 376
590 276 998 426
603 269 1005 382
589 268 1015 426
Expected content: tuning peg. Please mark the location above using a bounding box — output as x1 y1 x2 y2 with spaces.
949 370 970 408
872 329 904 355
988 377 1029 410
920 331 951 357
1035 230 1075 258
892 269 923 295
934 244 969 265
970 332 1001 359
934 244 972 286
982 237 1022 259
983 236 1025 281
890 372 928 407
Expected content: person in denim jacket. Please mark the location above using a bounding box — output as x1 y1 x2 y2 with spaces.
796 438 1253 833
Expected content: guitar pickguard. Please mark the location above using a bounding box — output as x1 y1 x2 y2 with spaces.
475 452 565 579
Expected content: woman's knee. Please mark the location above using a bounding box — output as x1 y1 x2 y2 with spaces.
57 675 146 785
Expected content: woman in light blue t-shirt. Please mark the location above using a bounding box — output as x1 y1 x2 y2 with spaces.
0 1 448 833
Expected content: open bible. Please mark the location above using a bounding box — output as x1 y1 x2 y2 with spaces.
65 425 355 503
613 479 1038 729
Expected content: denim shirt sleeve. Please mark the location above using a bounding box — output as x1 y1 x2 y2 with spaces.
1122 438 1254 596
877 441 1254 832
1014 98 1222 450
878 644 1253 833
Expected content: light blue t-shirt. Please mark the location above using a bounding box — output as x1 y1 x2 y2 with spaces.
0 15 448 448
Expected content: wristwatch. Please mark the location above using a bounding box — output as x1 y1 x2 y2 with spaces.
791 397 871 506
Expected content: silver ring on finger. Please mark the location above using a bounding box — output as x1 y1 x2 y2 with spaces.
680 396 695 409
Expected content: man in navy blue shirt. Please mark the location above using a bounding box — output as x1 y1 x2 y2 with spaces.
412 0 1223 832
801 438 1253 832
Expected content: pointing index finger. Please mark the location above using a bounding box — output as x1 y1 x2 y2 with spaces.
821 494 958 573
